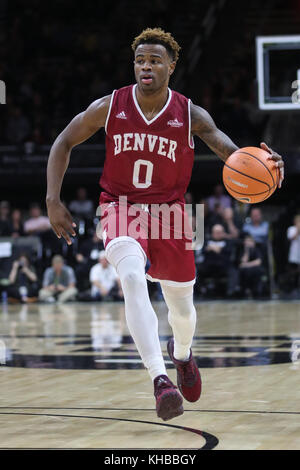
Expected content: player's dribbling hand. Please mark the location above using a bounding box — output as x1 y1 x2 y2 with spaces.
260 142 284 188
46 199 76 245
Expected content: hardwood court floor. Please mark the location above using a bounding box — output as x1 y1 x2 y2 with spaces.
0 300 300 450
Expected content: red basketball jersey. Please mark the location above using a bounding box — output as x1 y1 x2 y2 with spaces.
100 84 195 204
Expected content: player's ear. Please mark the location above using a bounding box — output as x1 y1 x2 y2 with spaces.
169 61 176 76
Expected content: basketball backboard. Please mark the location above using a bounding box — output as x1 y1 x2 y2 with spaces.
256 35 300 110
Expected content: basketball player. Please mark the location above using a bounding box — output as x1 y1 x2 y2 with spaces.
46 28 284 421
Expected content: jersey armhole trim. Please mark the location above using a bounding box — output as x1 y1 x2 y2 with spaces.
105 90 116 134
188 99 195 149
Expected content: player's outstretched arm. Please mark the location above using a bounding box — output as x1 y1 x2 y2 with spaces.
190 103 238 162
190 103 284 187
46 95 111 244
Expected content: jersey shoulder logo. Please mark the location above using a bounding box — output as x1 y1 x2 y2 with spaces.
116 111 127 120
167 118 183 128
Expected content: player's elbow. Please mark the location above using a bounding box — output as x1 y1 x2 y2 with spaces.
52 133 73 152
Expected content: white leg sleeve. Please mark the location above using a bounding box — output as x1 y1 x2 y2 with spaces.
161 284 196 361
105 237 167 381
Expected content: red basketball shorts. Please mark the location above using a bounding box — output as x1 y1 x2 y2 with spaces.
98 192 195 287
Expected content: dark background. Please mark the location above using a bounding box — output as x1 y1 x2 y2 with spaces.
0 0 300 206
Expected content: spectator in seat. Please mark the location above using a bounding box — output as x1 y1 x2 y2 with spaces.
184 191 194 205
198 224 237 296
75 231 104 291
24 203 51 235
206 202 225 234
39 255 77 303
238 235 263 297
89 251 123 301
242 207 269 245
206 184 232 212
8 253 38 303
76 231 104 265
221 207 240 239
69 187 94 220
287 214 300 265
233 199 250 225
10 208 25 238
0 201 12 236
6 106 31 143
184 191 196 234
286 214 300 292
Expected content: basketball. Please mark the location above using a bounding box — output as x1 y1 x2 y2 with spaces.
222 146 280 204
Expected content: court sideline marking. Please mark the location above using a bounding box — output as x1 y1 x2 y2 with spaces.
0 410 219 450
0 406 299 415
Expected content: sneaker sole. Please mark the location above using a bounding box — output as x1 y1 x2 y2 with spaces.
156 390 184 421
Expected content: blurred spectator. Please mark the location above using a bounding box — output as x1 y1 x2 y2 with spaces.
233 199 250 222
184 192 194 205
89 251 123 301
198 198 211 238
0 201 11 236
238 235 263 298
222 207 240 239
8 253 38 303
24 203 51 235
285 214 300 292
197 224 237 296
76 231 104 262
1 1 287 148
184 191 195 227
27 127 46 145
75 231 104 291
10 208 25 238
206 184 232 212
287 214 300 265
69 187 94 219
242 207 269 244
39 255 77 303
6 106 31 143
205 202 224 233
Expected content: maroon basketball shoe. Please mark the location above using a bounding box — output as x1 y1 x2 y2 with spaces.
154 374 184 421
167 338 201 402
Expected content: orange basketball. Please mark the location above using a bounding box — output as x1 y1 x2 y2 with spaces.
222 147 280 204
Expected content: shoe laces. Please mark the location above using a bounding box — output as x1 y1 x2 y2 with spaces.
177 360 196 386
154 375 176 396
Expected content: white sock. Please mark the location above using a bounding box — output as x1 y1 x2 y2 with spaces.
162 284 196 361
106 238 167 381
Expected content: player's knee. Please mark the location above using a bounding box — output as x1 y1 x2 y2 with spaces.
121 269 145 292
105 239 146 271
162 284 194 299
170 304 196 320
162 285 195 318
